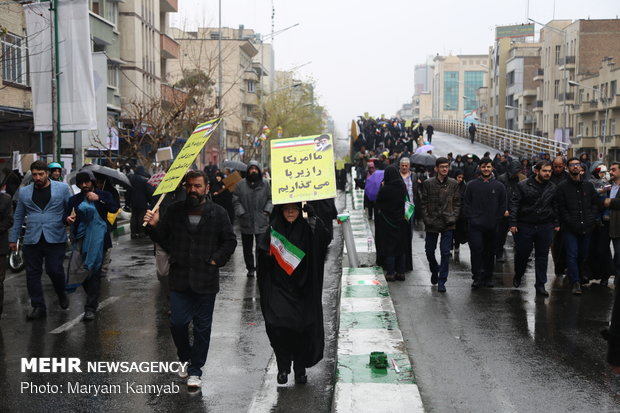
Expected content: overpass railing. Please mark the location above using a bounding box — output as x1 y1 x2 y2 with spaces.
428 119 569 159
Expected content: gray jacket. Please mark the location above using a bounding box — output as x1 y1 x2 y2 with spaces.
233 178 273 234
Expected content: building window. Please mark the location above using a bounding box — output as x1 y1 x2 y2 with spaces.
507 71 515 86
611 118 616 136
443 71 459 111
246 80 255 93
601 120 606 136
554 80 560 99
463 71 483 112
593 120 598 136
107 64 119 88
578 122 583 136
1 33 29 86
555 45 561 65
611 80 617 97
553 114 559 130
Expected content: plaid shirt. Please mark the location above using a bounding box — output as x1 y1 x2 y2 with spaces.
148 200 237 294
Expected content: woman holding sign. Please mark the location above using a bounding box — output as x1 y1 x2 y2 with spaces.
256 202 330 385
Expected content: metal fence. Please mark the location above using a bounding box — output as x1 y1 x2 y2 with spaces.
428 119 570 159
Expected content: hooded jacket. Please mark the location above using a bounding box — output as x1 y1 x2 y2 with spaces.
232 161 273 234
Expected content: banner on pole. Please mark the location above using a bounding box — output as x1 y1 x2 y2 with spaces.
153 118 221 196
271 134 336 205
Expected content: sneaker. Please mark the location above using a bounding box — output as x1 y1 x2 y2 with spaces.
277 371 288 384
82 310 96 322
187 376 201 389
571 282 582 295
178 364 188 378
535 287 549 297
430 272 438 285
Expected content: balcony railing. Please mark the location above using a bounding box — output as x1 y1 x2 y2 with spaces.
560 92 575 102
535 100 543 107
562 56 576 65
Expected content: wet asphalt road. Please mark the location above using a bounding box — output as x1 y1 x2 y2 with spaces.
389 131 620 412
0 192 345 412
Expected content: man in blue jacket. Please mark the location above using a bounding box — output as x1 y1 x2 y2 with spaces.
9 160 73 320
65 171 119 321
464 157 506 288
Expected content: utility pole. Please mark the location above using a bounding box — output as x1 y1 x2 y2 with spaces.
49 0 61 162
217 0 224 166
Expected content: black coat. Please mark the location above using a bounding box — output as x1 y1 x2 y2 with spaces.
375 168 409 258
556 178 601 235
257 208 329 368
148 200 237 294
510 177 558 227
0 193 13 255
463 177 506 231
127 167 154 209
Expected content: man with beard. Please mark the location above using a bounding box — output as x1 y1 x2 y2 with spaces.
510 161 559 296
233 161 273 277
550 156 569 276
464 158 506 289
9 161 73 320
144 170 237 389
556 158 600 295
64 171 119 320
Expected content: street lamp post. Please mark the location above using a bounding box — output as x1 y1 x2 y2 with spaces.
569 80 610 162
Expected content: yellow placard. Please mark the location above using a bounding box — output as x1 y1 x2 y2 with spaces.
405 120 412 128
153 118 221 196
336 160 345 170
271 134 336 205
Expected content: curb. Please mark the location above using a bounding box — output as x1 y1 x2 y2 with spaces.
332 188 424 412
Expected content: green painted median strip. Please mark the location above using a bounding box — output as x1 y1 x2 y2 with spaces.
343 267 384 276
342 285 390 298
337 354 415 384
339 311 400 330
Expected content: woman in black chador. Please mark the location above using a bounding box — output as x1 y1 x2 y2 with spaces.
257 202 329 385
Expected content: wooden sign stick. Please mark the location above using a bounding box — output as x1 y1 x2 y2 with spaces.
142 192 167 227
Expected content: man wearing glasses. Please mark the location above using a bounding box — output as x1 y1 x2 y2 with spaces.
556 158 601 295
421 157 460 293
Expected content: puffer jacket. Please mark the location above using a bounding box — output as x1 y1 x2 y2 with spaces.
556 178 601 235
510 177 558 227
421 176 460 232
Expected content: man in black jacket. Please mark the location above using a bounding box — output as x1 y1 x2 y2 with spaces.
127 165 154 239
464 158 506 288
510 161 559 296
0 190 13 319
65 171 119 321
550 156 569 276
145 170 237 389
556 158 601 295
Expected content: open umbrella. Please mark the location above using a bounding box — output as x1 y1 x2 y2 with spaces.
410 152 436 167
364 170 385 202
415 144 434 154
223 160 247 172
69 165 131 188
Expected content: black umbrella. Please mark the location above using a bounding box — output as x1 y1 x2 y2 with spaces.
69 165 132 188
223 160 247 172
410 152 437 167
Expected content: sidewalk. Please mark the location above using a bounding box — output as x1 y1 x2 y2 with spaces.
332 188 424 412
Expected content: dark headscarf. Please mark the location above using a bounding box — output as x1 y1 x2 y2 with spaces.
376 165 406 222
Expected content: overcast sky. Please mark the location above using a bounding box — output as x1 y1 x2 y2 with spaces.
171 0 620 136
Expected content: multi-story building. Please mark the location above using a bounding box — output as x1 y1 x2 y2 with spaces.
412 93 432 121
169 26 268 161
118 0 179 107
0 0 34 160
505 43 540 134
396 103 413 120
535 19 620 144
571 57 620 160
432 54 487 121
414 63 432 95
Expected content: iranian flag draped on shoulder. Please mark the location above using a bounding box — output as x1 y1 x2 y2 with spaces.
270 228 306 276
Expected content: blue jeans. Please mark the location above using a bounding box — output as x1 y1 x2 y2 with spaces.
563 231 591 284
514 223 554 288
23 239 66 309
468 227 497 283
425 231 453 284
170 289 217 377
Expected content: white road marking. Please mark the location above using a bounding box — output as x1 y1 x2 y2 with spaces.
247 353 279 413
49 296 120 334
